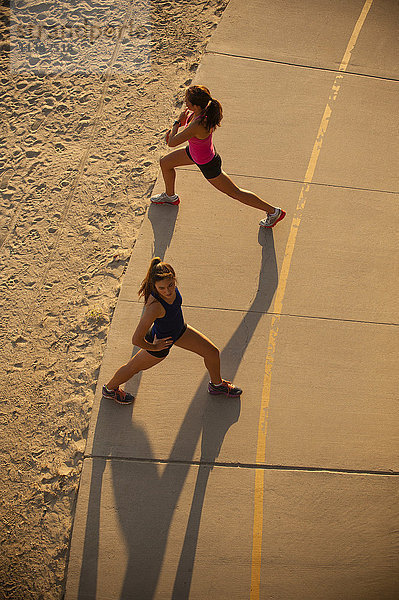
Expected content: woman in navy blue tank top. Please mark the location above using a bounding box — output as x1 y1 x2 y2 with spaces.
102 257 242 404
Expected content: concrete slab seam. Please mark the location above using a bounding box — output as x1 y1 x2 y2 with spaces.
118 300 399 327
83 455 399 477
205 50 399 83
176 167 399 195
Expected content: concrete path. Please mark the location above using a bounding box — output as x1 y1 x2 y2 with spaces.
65 1 399 598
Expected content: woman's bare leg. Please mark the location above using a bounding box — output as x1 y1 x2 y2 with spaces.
106 349 165 390
174 325 222 384
208 170 275 213
160 148 194 196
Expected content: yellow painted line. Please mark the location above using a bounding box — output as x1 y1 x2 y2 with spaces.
250 1 374 597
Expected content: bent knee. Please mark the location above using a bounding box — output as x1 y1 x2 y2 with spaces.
208 344 220 359
160 154 174 169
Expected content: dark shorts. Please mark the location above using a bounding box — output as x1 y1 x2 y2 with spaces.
185 146 222 179
144 324 187 358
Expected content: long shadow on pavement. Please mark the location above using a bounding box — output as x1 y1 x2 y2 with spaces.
76 225 277 599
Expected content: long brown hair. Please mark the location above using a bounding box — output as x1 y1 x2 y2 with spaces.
186 85 223 131
138 257 176 302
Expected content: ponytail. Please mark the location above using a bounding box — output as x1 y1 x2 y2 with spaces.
138 257 176 302
186 85 223 131
200 97 223 131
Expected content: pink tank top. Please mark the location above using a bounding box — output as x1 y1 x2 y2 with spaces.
187 115 215 164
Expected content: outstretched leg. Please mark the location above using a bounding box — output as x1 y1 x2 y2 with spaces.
106 349 165 390
159 148 194 196
208 170 275 213
174 325 222 384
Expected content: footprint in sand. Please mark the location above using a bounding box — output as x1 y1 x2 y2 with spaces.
130 166 144 175
25 149 41 158
11 336 28 348
41 105 53 116
0 169 14 189
79 94 94 104
24 133 40 145
30 118 43 132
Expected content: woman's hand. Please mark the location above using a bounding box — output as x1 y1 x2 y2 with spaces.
165 129 171 143
166 117 198 148
178 108 190 126
153 335 173 351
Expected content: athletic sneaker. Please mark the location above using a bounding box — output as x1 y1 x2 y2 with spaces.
259 208 286 228
208 379 242 397
102 385 135 405
150 192 180 206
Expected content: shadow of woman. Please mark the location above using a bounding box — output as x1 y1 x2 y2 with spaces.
147 202 179 260
171 228 278 599
76 203 179 599
76 228 277 599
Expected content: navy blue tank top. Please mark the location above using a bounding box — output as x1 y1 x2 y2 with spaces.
151 287 185 341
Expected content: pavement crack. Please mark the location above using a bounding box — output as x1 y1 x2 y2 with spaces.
120 300 398 328
84 454 399 477
206 50 399 83
178 166 399 195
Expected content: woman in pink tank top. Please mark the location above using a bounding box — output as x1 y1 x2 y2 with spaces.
151 85 286 228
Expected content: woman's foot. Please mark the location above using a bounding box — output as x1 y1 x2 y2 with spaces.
208 379 242 397
150 192 180 206
102 385 135 405
259 208 286 228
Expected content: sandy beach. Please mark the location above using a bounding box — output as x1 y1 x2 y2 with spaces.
0 1 228 597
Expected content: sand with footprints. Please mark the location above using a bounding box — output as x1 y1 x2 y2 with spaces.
0 1 228 597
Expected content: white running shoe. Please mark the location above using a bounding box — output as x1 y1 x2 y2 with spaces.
150 192 180 206
259 208 286 228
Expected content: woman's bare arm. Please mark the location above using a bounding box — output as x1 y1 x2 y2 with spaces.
167 119 204 148
131 301 172 350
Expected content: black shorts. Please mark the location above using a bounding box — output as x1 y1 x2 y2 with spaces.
144 324 187 358
185 146 222 179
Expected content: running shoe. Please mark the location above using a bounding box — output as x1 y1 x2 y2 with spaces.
208 379 242 397
259 208 286 228
102 385 135 405
150 192 180 206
